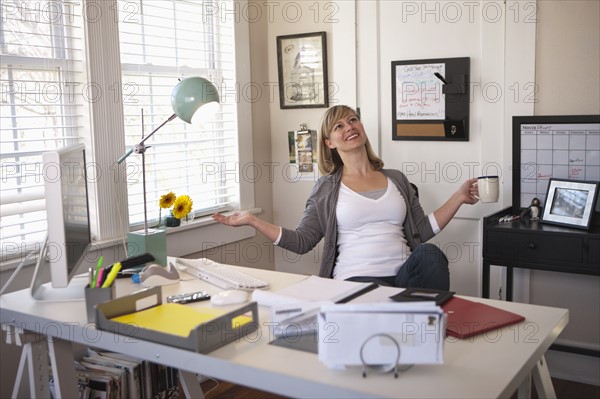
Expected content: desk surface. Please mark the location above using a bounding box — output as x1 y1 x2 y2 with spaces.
1 266 568 399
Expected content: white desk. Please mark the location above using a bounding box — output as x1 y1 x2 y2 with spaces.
1 266 568 399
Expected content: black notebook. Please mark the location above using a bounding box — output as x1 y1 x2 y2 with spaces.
389 287 455 306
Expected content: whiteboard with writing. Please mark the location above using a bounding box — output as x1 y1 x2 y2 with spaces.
395 63 445 120
519 122 600 208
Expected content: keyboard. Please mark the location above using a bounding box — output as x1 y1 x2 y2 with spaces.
175 258 270 290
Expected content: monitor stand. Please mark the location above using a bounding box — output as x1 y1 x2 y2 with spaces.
29 239 86 302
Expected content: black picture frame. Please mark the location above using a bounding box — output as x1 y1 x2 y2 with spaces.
391 57 470 141
541 178 599 230
276 32 328 109
511 115 600 215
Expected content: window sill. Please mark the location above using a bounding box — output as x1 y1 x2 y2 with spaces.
0 208 263 272
137 207 262 258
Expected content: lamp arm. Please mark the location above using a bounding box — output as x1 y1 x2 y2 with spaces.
139 113 178 146
116 113 178 164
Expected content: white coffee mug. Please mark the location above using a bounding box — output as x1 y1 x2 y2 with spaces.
476 176 499 203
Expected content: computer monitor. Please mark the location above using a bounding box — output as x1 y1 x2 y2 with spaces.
30 143 92 301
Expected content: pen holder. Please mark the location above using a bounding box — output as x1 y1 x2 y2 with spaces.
85 284 115 323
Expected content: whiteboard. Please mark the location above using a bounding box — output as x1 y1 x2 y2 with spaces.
514 117 600 209
394 63 445 120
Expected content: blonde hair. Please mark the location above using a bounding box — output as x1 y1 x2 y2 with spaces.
317 105 383 175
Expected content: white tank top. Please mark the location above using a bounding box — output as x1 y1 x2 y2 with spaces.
333 178 412 280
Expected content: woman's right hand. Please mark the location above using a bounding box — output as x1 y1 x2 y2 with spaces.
212 211 254 227
213 211 282 242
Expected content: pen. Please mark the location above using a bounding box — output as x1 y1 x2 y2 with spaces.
102 262 122 288
88 268 93 287
91 256 103 288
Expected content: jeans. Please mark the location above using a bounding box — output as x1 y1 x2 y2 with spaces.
346 243 450 290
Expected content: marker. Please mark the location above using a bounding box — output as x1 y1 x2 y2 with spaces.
91 256 103 288
95 268 106 288
102 262 122 288
434 72 448 84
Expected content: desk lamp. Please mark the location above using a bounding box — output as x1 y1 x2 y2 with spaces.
117 77 220 265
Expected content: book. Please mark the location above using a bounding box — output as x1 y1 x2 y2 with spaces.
85 351 142 399
79 360 126 399
442 296 525 339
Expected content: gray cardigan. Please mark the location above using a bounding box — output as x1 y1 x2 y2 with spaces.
278 168 436 278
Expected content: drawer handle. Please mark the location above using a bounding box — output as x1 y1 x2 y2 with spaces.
528 243 537 250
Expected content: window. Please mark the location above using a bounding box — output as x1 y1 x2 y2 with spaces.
1 0 252 263
1 1 87 261
117 0 240 229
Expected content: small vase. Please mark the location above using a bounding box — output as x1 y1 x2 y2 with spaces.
165 211 181 227
183 212 195 224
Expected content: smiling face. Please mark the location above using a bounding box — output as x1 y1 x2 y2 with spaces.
324 111 367 152
317 105 384 175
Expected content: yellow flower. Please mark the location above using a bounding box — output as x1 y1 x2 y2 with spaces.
172 195 193 219
159 192 176 209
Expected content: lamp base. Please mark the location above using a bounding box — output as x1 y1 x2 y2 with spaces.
127 229 167 266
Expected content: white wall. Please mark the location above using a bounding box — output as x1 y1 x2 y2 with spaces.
531 0 600 385
266 0 538 294
265 1 355 275
355 0 536 296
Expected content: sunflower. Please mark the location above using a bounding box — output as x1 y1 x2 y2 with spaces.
172 195 193 219
159 192 176 209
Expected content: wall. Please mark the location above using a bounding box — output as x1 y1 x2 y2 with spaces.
531 0 600 385
354 0 537 297
265 1 347 275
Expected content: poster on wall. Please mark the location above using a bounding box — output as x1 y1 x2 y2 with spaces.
288 128 318 180
277 32 329 109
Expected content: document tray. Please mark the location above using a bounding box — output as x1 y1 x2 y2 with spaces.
95 286 259 353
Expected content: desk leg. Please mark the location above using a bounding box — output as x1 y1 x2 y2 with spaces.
179 370 205 399
12 338 50 398
532 355 557 399
48 337 79 398
482 260 491 299
517 373 532 399
506 267 514 301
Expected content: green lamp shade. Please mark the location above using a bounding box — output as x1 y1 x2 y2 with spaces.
171 77 220 124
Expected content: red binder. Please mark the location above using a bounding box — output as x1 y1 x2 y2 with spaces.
442 296 525 339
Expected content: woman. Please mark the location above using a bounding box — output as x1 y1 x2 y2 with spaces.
212 105 479 290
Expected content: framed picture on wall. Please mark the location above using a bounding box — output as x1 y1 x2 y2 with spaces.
276 32 329 109
541 179 599 230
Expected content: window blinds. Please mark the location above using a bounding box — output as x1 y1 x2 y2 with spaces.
1 1 86 260
117 0 240 228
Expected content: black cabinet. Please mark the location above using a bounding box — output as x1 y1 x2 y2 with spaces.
482 207 600 300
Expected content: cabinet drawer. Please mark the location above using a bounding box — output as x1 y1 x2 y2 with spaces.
515 235 583 264
588 238 600 265
485 231 517 258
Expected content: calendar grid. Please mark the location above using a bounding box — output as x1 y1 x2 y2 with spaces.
519 123 600 208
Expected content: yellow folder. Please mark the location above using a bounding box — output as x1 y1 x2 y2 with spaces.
111 303 251 337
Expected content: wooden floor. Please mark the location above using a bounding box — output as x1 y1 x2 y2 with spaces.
201 377 600 399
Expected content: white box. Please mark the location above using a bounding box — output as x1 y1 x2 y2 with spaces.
318 302 445 369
